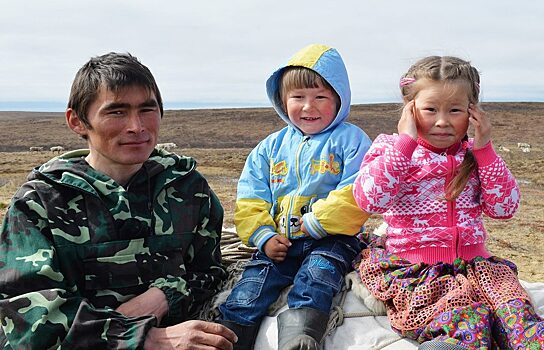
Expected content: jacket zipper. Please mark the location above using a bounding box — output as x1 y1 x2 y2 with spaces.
286 136 310 238
445 154 458 257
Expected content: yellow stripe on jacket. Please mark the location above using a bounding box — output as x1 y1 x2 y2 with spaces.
310 184 371 235
234 198 274 245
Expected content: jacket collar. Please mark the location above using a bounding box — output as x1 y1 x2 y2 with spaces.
417 138 462 155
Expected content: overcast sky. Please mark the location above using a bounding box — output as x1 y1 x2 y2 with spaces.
1 0 543 111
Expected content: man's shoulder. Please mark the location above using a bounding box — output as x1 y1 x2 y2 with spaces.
149 153 212 191
148 152 196 177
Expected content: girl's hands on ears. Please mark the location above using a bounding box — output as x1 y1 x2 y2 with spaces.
469 104 492 149
398 100 418 140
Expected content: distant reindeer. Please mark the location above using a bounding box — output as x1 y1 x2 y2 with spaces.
157 142 177 151
50 146 64 154
498 145 511 153
517 142 531 153
29 146 44 152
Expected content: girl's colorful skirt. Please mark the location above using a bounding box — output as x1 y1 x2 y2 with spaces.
357 247 544 349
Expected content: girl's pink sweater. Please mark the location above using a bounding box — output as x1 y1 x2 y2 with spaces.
353 134 520 264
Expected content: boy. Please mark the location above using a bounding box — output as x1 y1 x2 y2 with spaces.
218 44 372 350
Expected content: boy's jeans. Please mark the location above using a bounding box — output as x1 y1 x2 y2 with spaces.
219 235 361 325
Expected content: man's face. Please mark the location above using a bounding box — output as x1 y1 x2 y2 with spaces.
71 85 161 179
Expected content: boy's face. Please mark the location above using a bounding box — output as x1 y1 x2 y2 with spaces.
284 82 338 135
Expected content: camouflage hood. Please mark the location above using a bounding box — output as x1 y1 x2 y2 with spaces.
29 148 197 198
1 147 226 349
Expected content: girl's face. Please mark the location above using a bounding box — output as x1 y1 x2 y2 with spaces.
412 80 471 149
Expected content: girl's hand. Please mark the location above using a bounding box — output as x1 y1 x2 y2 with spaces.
263 235 291 262
469 104 492 149
398 100 418 140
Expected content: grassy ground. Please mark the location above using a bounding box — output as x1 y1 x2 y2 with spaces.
1 103 543 281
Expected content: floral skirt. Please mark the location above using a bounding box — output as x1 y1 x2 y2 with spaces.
357 248 544 349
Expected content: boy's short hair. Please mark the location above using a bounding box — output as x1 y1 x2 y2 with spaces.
67 52 164 127
279 66 340 107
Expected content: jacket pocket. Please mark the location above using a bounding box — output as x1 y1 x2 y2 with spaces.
307 238 358 291
82 234 188 291
224 259 272 307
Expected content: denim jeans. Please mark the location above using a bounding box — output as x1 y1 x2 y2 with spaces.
219 235 361 325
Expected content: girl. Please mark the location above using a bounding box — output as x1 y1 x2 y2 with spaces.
353 56 543 349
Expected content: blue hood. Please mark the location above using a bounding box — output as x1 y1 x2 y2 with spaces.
266 44 351 135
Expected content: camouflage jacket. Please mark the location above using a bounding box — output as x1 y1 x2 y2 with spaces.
0 149 226 349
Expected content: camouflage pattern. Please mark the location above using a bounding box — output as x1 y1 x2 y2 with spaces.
0 149 226 349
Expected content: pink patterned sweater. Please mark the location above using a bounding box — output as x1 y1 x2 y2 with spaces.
353 134 520 264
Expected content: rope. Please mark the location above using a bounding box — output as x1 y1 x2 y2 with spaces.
220 227 256 265
325 283 387 336
197 259 249 321
325 283 402 349
197 229 254 321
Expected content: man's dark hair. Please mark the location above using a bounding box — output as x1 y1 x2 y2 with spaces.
67 52 164 126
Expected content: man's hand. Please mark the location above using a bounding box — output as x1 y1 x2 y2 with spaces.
116 287 168 325
263 235 291 262
144 320 237 350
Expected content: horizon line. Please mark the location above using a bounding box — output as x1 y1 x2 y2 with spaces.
1 99 543 113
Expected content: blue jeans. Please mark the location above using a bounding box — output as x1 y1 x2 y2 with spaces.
219 235 361 325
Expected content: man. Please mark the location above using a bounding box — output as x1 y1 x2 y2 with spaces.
0 52 237 349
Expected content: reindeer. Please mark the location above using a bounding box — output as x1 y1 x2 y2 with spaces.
157 142 177 151
50 146 65 154
383 168 399 188
485 185 503 197
413 218 429 227
498 145 511 153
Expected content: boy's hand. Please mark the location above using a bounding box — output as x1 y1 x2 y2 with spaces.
398 100 418 140
299 218 311 237
469 104 492 149
300 221 308 236
263 235 291 262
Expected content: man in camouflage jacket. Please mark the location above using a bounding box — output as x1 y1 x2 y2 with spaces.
0 53 236 349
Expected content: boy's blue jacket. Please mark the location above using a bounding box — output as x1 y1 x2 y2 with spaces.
235 44 372 251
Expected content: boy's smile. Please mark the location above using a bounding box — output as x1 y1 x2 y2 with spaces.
284 83 338 135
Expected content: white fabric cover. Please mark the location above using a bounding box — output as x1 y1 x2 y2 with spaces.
253 278 544 349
